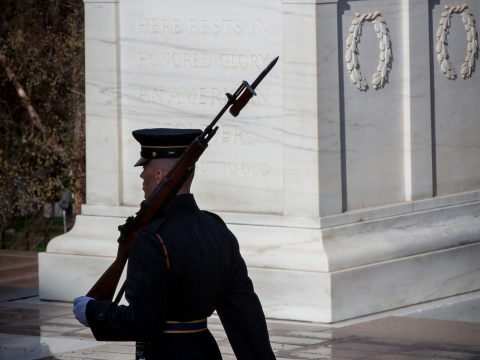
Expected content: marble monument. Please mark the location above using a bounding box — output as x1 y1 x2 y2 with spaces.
39 0 480 323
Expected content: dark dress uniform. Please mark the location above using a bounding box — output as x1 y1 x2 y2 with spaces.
85 194 276 359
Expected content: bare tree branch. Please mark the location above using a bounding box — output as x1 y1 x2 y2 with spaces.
0 53 67 160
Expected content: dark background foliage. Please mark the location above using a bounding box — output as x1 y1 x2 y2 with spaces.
0 0 85 249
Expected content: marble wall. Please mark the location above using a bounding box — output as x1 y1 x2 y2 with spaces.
39 0 480 323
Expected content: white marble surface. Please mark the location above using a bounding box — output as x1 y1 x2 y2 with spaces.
84 0 121 206
39 0 480 323
433 1 480 196
116 0 284 214
402 291 480 324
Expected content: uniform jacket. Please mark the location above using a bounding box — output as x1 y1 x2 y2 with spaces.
86 194 276 359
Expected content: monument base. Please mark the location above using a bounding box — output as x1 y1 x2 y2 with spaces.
249 243 480 323
39 192 480 323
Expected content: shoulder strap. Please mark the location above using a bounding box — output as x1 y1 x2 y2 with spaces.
155 214 173 281
156 233 171 271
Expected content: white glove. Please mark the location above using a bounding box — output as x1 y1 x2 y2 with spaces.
73 296 94 327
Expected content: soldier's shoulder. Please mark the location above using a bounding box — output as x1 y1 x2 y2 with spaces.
201 210 226 225
142 215 173 234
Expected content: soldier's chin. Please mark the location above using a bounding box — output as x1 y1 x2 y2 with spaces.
143 188 153 199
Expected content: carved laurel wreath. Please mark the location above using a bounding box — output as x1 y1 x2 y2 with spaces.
436 4 478 80
345 11 392 91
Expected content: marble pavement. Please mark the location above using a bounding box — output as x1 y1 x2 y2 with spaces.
39 0 480 323
2 253 480 360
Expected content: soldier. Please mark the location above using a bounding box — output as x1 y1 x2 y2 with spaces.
73 128 276 360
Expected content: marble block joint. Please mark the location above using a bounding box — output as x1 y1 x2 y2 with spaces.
39 0 480 323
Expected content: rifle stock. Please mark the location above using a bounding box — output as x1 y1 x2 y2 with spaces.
86 56 279 302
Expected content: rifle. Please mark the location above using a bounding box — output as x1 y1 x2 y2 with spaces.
86 56 279 302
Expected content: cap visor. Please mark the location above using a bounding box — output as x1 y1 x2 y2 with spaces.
134 157 150 167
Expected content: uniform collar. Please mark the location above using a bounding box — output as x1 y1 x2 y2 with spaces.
164 194 200 213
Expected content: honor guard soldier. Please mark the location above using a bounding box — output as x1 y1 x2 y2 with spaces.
73 128 276 360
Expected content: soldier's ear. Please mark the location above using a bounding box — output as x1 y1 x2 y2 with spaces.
155 169 164 184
